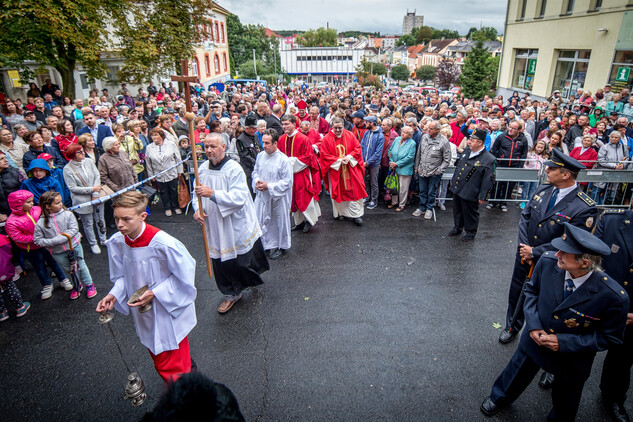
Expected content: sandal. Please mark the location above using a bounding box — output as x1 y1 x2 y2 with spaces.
396 207 404 212
387 204 395 209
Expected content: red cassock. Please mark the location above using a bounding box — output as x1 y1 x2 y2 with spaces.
310 117 330 136
278 132 321 213
320 129 367 203
294 112 310 127
302 128 321 149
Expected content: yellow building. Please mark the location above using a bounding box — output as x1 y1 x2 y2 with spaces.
498 0 633 100
191 2 231 88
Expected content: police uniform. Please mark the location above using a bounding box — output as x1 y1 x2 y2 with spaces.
595 209 633 420
483 223 629 421
448 129 496 241
501 149 598 341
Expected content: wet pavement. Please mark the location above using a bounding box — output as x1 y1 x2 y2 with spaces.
0 197 622 421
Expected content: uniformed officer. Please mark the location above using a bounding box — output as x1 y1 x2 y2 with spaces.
447 129 496 242
595 209 633 422
499 149 598 344
481 223 629 421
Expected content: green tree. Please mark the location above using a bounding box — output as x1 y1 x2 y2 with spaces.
391 64 410 82
237 59 272 79
435 57 460 89
416 65 436 81
468 26 499 41
415 26 433 44
459 39 496 99
431 28 460 40
227 13 280 78
296 27 338 47
0 0 213 97
396 34 416 47
357 59 387 76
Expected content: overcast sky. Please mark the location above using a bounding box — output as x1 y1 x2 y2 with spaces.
217 0 508 36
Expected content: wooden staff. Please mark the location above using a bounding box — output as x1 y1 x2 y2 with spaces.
171 60 213 278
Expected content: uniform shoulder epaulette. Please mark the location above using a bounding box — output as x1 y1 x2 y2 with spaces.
599 272 628 297
577 191 595 206
542 251 557 259
602 209 626 215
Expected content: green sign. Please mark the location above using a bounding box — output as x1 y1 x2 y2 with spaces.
527 59 537 75
616 67 631 82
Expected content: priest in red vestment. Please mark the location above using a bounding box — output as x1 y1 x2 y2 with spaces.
309 106 330 136
320 117 367 226
299 120 322 152
294 100 310 127
279 115 321 233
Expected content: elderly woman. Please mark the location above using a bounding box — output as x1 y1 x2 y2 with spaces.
0 128 28 173
98 136 138 227
62 143 106 254
145 129 183 216
387 126 417 211
255 119 267 148
118 121 144 178
592 131 630 205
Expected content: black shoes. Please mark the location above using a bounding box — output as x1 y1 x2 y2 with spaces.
302 222 312 233
291 222 305 231
461 233 476 242
448 228 462 237
603 399 631 422
538 371 554 389
353 217 363 226
480 397 503 417
499 328 518 344
269 249 285 260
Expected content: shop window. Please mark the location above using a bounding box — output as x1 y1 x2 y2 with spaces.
608 51 633 92
552 50 591 99
511 49 538 91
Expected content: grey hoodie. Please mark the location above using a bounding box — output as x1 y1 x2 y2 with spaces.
34 209 81 254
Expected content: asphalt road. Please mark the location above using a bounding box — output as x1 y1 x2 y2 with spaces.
0 197 623 421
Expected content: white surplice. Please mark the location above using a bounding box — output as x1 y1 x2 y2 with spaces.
192 158 262 261
252 149 293 250
107 228 197 355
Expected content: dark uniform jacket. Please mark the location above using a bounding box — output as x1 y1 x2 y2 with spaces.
490 131 528 168
235 132 261 176
449 147 496 202
595 209 633 311
519 184 598 260
521 252 628 379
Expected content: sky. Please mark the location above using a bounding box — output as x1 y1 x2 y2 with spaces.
217 0 508 36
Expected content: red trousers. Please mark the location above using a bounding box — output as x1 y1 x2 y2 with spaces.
148 336 191 383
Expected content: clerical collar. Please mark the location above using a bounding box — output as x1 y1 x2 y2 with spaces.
208 155 230 170
288 130 298 137
126 222 146 242
564 270 593 291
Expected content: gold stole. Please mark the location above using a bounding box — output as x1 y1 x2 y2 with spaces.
336 139 350 190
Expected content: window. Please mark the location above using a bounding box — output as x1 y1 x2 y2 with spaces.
223 53 228 72
214 53 220 74
590 0 602 11
221 23 225 43
205 54 211 77
608 51 633 91
537 0 547 18
511 49 538 91
518 0 527 20
552 50 591 99
208 23 213 41
563 0 574 14
215 22 220 42
192 57 199 76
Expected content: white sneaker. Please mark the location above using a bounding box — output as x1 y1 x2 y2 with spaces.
91 244 101 254
424 210 433 219
439 203 446 211
174 209 182 215
412 209 423 217
41 284 53 300
59 279 73 291
165 210 173 217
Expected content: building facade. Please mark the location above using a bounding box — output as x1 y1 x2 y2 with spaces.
402 11 424 36
191 2 231 88
280 47 365 84
498 0 633 101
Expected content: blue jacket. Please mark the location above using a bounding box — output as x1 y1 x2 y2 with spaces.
77 124 114 149
360 127 385 168
20 159 64 204
388 137 417 176
521 252 628 379
49 166 71 206
23 145 66 171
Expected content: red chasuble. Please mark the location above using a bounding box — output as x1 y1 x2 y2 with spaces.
320 129 367 203
278 132 321 213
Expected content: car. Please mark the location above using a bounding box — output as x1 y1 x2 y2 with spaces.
317 82 328 88
410 86 438 96
439 90 455 97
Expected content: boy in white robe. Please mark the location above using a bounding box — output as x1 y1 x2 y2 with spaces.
96 191 197 383
252 129 293 260
193 133 269 314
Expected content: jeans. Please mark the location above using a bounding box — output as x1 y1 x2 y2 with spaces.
418 174 442 211
520 181 538 202
157 178 180 211
77 205 106 246
53 244 93 286
364 165 379 204
24 248 67 287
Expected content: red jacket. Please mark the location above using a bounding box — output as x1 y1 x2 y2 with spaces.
5 190 41 251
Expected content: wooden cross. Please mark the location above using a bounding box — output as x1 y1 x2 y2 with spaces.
171 59 213 278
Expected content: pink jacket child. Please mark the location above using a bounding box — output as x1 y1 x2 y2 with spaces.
0 233 30 320
4 190 70 299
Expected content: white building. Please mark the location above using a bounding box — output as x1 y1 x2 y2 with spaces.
279 47 365 84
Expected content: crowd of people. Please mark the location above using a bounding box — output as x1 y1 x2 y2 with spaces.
1 77 633 421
